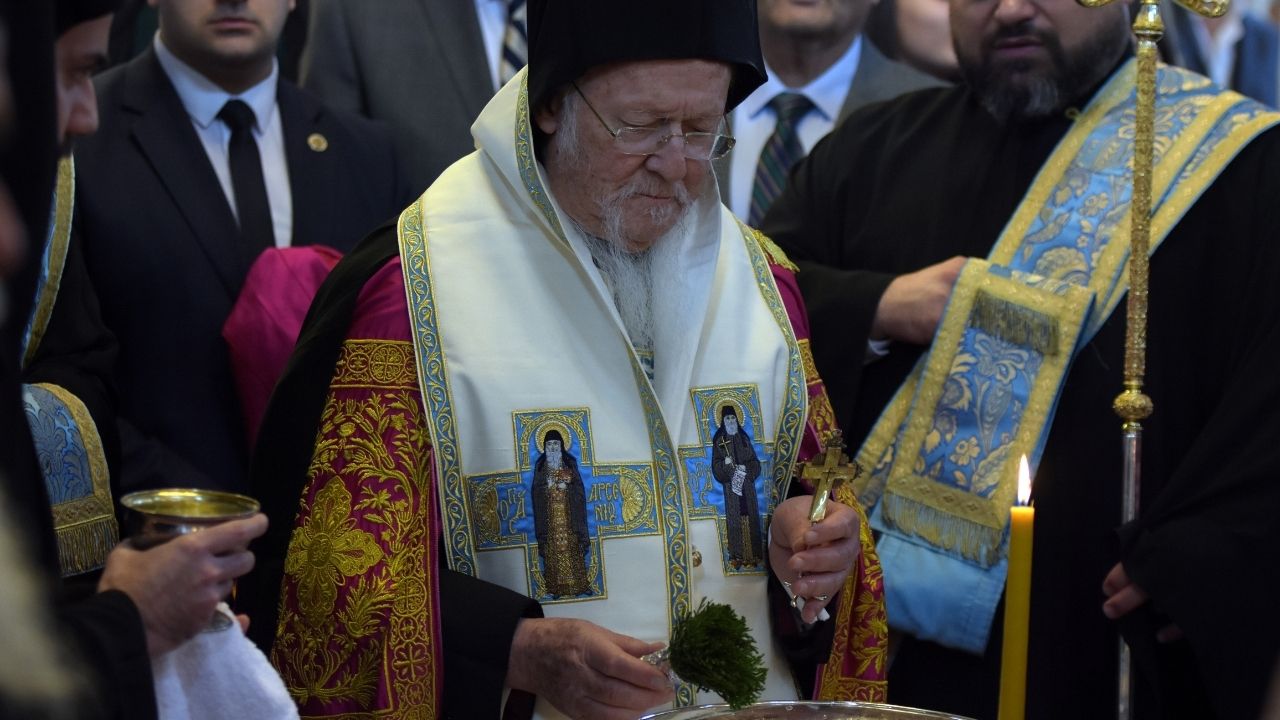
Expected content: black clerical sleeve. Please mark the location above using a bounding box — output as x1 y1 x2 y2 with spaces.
440 568 543 720
1117 126 1280 720
762 118 896 435
0 0 57 360
58 590 157 720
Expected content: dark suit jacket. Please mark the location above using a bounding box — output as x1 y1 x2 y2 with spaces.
300 0 494 196
75 48 410 495
1235 15 1279 107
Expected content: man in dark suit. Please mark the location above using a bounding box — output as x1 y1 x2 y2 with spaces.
75 0 410 495
300 0 521 194
716 0 944 224
1167 2 1279 107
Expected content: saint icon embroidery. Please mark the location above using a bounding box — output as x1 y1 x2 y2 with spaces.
531 428 591 597
711 403 763 568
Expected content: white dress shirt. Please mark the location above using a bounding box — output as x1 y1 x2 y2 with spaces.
727 36 863 220
154 34 294 247
1192 10 1246 89
475 0 515 91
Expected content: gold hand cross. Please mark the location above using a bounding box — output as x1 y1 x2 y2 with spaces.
798 430 862 523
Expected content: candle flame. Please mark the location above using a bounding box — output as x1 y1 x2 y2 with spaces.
1018 455 1032 506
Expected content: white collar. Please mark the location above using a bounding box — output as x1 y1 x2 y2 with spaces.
153 33 279 131
739 35 864 123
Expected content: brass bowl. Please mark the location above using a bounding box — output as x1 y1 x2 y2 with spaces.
641 702 976 720
120 488 260 549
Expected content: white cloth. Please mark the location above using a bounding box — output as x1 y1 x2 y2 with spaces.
153 34 294 248
152 604 298 720
727 36 863 219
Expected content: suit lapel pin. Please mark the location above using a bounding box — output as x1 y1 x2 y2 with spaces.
307 133 329 152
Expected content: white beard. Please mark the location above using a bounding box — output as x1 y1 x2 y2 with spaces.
581 207 695 356
551 94 703 359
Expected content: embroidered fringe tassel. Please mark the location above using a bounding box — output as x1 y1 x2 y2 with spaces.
881 493 1005 568
56 517 119 577
969 291 1059 357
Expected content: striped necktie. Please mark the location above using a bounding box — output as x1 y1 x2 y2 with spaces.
748 92 815 227
499 0 528 86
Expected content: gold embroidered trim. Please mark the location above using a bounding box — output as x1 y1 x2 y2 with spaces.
273 349 438 717
398 200 477 578
23 156 75 368
35 382 118 576
879 266 1091 564
807 390 840 450
989 65 1134 268
513 70 569 250
738 219 807 505
748 228 799 273
798 339 821 386
818 483 888 701
331 340 417 389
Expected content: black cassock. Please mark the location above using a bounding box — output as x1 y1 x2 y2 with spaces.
762 73 1280 720
0 2 150 715
711 426 763 564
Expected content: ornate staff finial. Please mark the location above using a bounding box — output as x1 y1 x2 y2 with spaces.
1070 0 1228 716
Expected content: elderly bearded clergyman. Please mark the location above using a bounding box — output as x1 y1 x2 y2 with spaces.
237 1 889 718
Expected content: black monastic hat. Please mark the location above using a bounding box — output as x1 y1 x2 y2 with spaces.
527 0 767 115
55 0 121 36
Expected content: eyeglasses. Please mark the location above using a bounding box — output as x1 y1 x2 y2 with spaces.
572 82 736 161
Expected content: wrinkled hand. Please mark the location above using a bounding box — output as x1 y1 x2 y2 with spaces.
872 256 967 345
506 617 674 719
1101 563 1183 643
98 513 267 656
769 496 861 623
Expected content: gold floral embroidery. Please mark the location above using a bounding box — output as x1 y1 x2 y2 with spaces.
799 339 839 443
807 389 838 445
747 227 799 273
285 477 384 626
817 485 888 701
272 340 438 718
798 339 820 386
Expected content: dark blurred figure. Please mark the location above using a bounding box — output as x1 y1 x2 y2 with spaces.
865 0 961 80
1166 1 1278 106
0 2 269 718
0 0 57 361
0 15 85 717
